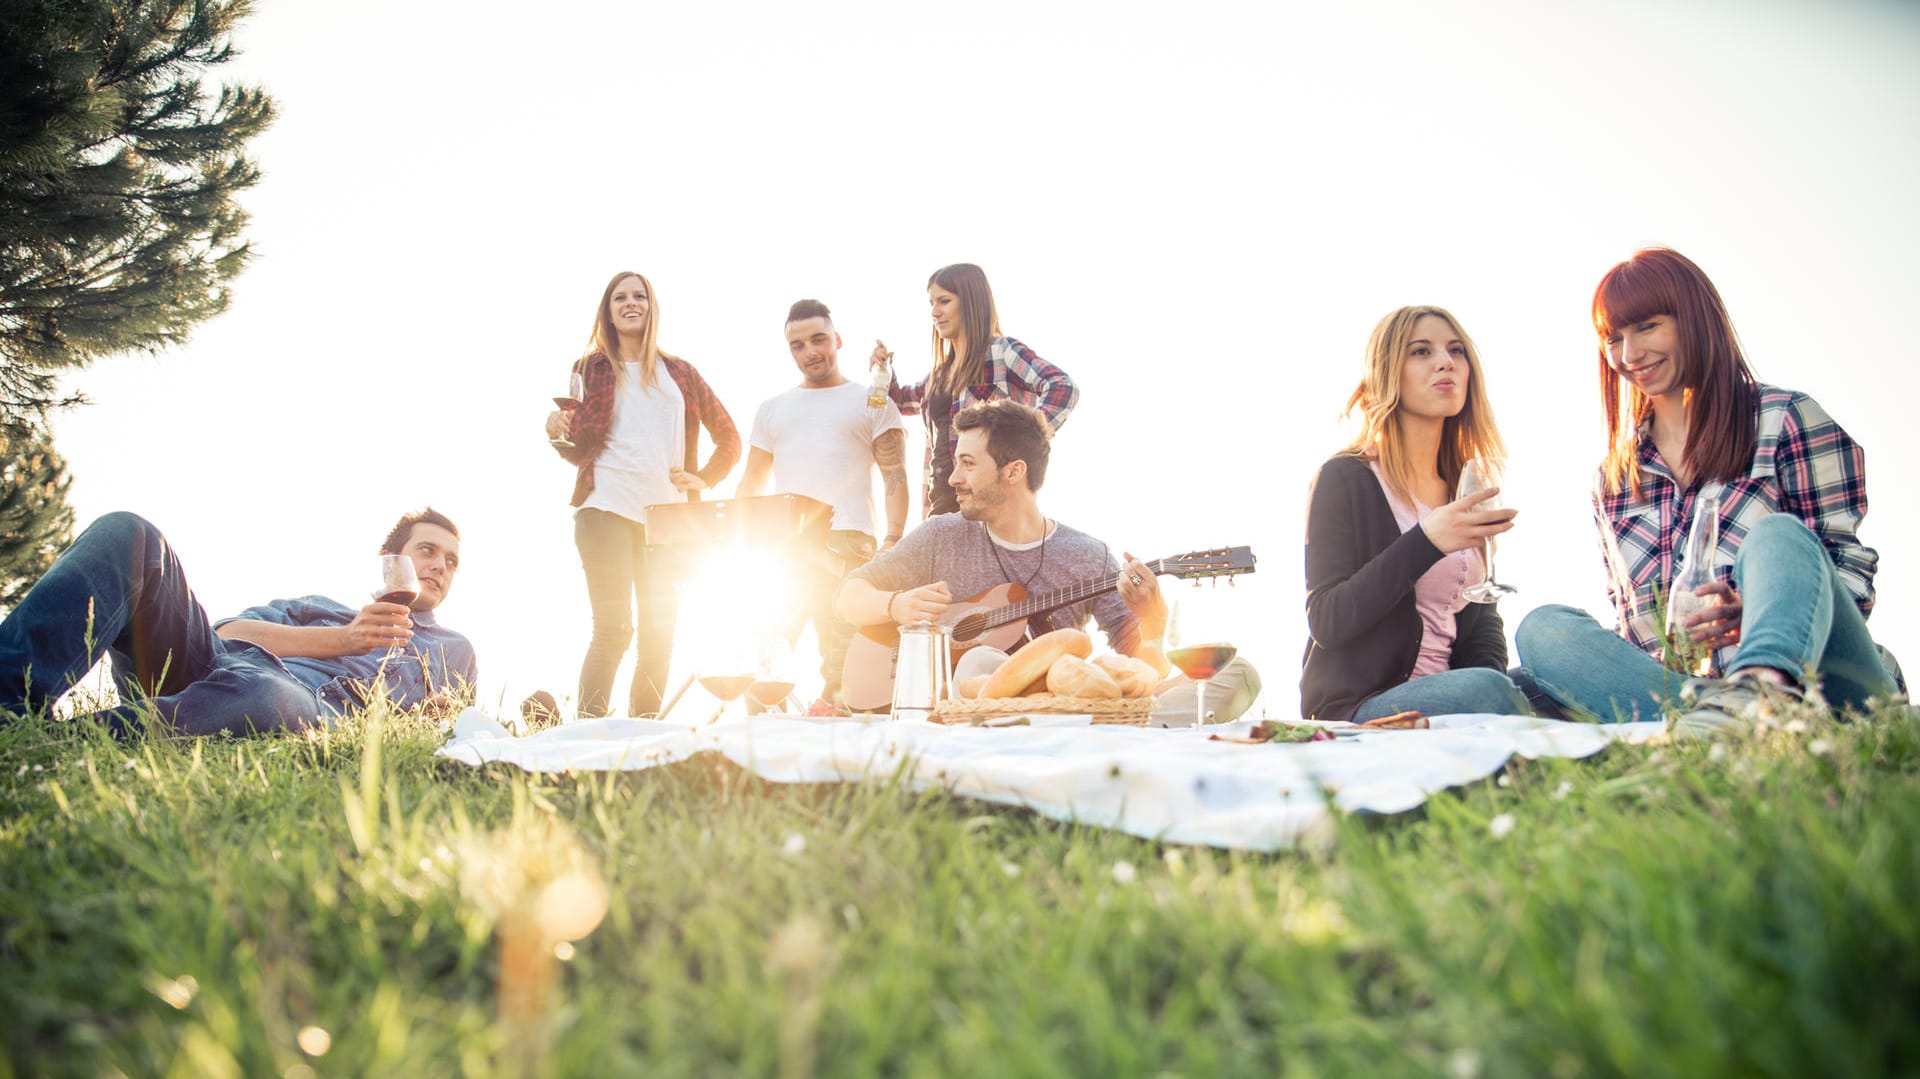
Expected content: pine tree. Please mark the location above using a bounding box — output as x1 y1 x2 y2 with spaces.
0 431 75 611
0 0 275 444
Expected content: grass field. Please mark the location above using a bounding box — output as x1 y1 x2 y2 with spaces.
2 700 1917 1079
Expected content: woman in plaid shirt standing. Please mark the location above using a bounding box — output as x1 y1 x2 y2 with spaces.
1516 248 1898 736
544 271 741 718
869 263 1078 517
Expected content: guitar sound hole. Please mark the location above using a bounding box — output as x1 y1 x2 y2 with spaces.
951 613 987 643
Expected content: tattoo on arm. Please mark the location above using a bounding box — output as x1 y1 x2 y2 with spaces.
874 429 908 495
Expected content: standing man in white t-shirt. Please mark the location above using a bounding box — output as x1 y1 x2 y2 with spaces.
736 299 909 712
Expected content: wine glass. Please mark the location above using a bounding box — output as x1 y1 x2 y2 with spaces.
1161 592 1238 730
698 673 755 725
373 554 420 659
746 637 798 715
1457 457 1517 603
550 371 583 449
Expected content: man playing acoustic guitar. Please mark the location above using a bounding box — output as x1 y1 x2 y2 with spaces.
835 399 1258 720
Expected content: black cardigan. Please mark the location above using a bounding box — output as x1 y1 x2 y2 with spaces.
1299 454 1508 723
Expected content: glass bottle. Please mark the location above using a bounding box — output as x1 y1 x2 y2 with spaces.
866 359 892 410
1663 492 1721 676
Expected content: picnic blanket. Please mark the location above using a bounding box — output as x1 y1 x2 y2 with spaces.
437 713 1664 852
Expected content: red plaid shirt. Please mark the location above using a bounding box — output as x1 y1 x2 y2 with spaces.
1593 385 1877 669
553 352 741 508
890 335 1077 504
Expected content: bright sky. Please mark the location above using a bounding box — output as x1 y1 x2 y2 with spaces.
52 0 1920 717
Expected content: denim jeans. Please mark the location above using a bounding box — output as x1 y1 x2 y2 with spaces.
1352 666 1533 723
0 512 322 735
575 508 680 718
1516 513 1896 722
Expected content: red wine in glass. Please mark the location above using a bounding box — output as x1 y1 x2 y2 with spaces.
1165 642 1237 729
374 554 421 660
551 371 585 449
747 680 796 710
699 674 755 724
700 675 754 701
1165 644 1237 682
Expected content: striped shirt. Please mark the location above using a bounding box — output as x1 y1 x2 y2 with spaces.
1593 385 1876 670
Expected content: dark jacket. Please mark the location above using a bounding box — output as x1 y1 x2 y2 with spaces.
1299 454 1507 723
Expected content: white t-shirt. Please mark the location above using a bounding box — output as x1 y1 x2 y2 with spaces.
581 361 685 525
748 380 904 537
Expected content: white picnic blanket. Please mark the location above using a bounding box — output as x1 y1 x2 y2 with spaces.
436 713 1665 852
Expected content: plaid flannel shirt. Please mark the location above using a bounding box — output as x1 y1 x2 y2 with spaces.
890 335 1077 506
1594 385 1877 670
553 352 741 507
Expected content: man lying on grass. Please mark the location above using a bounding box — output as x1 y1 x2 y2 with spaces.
0 509 477 736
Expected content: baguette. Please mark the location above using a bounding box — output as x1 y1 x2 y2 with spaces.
980 628 1094 698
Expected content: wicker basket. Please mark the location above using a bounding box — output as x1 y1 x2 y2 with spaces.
932 693 1155 726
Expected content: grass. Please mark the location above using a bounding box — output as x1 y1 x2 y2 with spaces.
2 700 1917 1078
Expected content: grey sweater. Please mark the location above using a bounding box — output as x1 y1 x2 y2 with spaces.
850 515 1142 655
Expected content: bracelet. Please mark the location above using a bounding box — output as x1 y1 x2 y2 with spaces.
886 590 901 622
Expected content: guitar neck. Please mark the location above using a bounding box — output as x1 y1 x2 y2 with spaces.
982 558 1164 630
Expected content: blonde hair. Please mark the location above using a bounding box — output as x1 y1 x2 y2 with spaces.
1342 306 1505 504
587 270 672 389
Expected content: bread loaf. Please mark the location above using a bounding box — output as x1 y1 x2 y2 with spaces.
1091 653 1162 698
1046 654 1122 699
955 674 991 700
980 628 1094 698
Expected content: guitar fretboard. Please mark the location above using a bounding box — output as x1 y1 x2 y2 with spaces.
979 558 1167 630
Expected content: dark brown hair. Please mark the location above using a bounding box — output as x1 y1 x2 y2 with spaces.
928 263 1003 399
785 298 832 327
951 399 1051 492
381 508 459 555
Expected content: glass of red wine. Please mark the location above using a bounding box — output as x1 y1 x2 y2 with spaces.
550 371 584 449
1162 593 1237 730
745 637 798 715
373 554 420 659
698 674 755 725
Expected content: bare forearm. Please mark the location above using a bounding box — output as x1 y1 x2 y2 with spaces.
835 577 896 627
216 620 356 659
874 431 908 544
735 449 773 499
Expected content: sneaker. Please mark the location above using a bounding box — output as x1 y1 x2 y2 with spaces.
1671 673 1807 740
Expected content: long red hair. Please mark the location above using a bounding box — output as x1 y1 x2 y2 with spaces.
1593 248 1757 496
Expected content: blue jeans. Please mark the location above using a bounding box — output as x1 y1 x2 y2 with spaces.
574 508 680 718
1353 666 1532 722
0 512 322 735
1516 514 1895 722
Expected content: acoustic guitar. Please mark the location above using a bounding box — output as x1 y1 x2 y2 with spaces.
839 546 1256 711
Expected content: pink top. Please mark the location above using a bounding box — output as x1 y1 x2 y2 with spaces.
1370 464 1482 678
